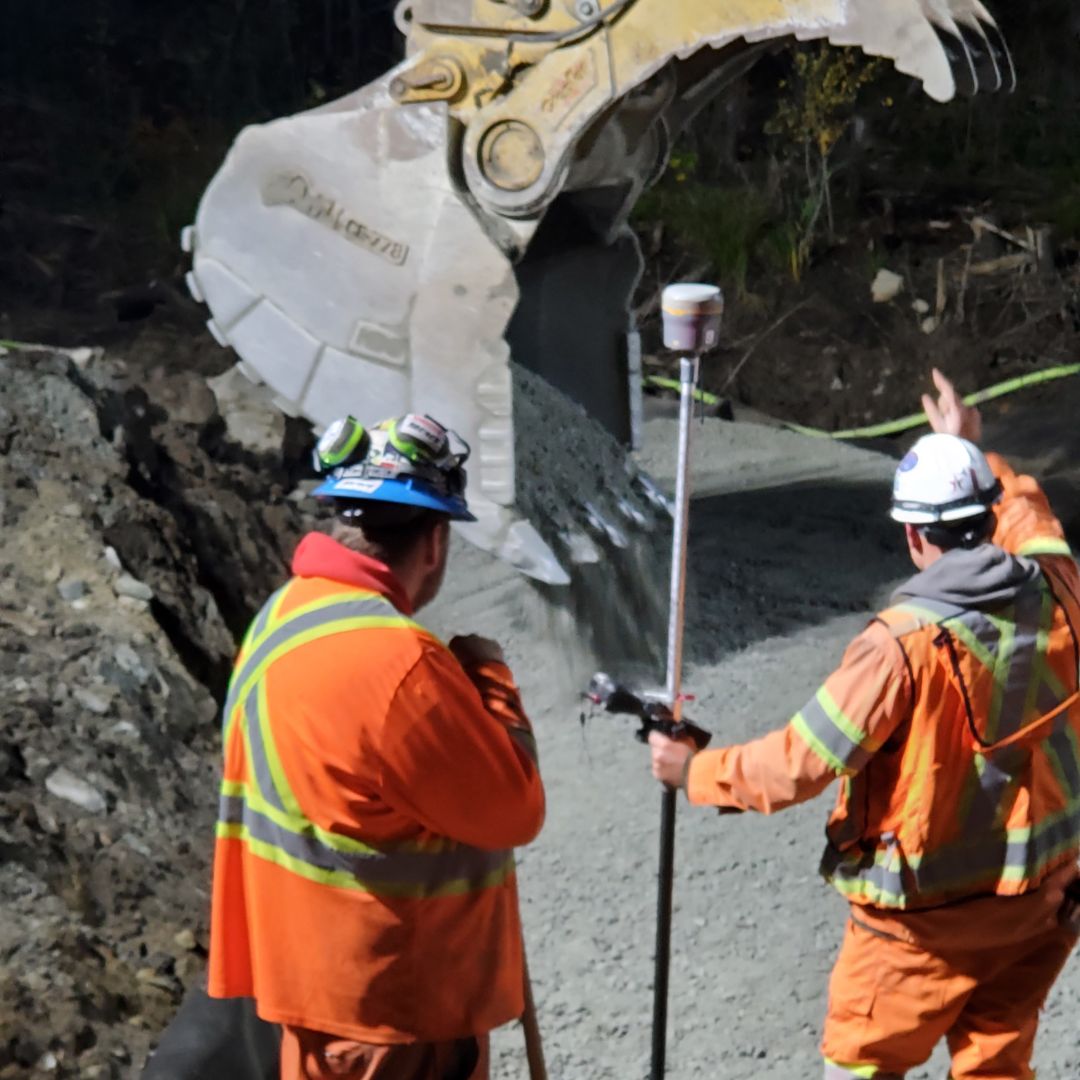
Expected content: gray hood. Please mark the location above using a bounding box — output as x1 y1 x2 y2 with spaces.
893 543 1042 610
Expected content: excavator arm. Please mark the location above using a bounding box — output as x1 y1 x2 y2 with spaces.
184 0 1011 584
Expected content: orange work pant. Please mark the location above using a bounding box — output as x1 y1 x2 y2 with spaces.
280 1028 489 1080
821 873 1078 1079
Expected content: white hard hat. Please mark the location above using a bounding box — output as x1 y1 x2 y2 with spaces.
890 433 1002 525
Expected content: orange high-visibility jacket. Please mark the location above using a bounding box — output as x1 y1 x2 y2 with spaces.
207 533 545 1042
687 453 1080 910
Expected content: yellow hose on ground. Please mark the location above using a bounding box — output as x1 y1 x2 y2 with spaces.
645 364 1080 440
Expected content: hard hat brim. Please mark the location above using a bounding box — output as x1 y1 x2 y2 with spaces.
890 500 993 526
312 475 477 522
890 506 940 525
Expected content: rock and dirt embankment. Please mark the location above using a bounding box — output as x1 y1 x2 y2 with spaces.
0 345 312 1078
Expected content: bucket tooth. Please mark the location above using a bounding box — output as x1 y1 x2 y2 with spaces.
559 530 603 565
616 497 651 530
582 501 629 549
633 474 674 518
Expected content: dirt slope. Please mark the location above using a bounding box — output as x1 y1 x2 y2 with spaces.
0 346 307 1079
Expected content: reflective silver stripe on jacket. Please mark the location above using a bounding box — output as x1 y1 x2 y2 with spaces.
219 794 513 896
827 797 1080 904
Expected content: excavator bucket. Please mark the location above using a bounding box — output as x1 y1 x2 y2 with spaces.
185 73 575 585
184 0 1011 585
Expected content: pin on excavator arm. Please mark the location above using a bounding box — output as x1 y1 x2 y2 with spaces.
185 0 1011 585
397 0 1012 216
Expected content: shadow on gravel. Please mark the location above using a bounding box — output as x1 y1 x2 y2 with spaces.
683 475 911 666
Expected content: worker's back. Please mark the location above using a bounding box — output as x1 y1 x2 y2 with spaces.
208 546 544 1043
822 547 1080 909
816 444 1080 912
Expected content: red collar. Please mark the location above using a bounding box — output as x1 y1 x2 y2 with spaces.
291 533 414 616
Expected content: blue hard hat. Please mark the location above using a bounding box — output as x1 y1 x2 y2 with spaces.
312 415 477 523
312 472 475 521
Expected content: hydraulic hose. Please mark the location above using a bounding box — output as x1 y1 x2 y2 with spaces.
644 362 1080 441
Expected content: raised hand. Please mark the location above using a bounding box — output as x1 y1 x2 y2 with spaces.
922 367 982 445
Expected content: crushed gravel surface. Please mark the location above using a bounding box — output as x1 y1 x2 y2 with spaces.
425 411 1080 1079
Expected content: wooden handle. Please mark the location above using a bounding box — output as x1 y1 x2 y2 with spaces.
521 949 548 1080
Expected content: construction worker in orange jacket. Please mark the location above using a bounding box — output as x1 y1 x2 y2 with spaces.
649 370 1080 1080
208 413 545 1080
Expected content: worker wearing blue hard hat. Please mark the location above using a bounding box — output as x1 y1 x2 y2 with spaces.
207 410 544 1080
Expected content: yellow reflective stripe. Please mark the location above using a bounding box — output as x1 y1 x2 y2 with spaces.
218 582 507 897
252 588 384 652
216 821 378 890
224 590 413 740
239 778 380 856
791 712 849 775
817 685 880 752
823 1059 881 1079
231 621 260 684
217 783 519 894
940 613 997 672
1007 794 1080 846
235 779 380 857
1000 834 1079 882
1023 588 1059 720
225 583 359 735
829 872 906 908
1018 537 1073 558
237 586 383 671
228 777 447 858
226 614 415 742
1043 734 1070 797
227 591 282 703
235 584 294 666
984 612 1016 744
1043 663 1068 700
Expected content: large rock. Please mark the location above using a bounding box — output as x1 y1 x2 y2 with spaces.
44 767 107 814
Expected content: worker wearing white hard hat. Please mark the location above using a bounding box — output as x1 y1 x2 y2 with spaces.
651 369 1080 1079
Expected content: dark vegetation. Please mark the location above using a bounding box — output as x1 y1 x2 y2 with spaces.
1 0 401 338
2 1 1079 426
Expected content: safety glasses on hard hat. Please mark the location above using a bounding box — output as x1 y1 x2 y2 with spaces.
384 415 471 473
314 414 471 499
